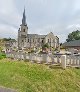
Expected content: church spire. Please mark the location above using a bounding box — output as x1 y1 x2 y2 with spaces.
22 7 27 25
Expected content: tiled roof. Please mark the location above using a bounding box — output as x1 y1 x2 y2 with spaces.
63 40 80 47
27 34 46 38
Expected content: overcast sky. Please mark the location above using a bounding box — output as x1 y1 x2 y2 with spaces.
0 0 80 42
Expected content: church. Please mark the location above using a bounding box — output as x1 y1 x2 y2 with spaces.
18 8 59 50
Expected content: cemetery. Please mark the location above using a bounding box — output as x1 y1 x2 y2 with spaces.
0 3 80 92
3 8 80 70
6 49 80 69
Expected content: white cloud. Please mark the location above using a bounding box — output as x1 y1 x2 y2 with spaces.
0 0 21 39
0 24 17 39
67 24 80 29
1 0 80 43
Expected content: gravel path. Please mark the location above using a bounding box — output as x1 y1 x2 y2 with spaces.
0 87 17 92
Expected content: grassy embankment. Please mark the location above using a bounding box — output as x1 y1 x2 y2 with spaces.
0 39 6 59
0 59 80 92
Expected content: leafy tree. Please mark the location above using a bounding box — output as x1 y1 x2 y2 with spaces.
3 38 16 41
3 38 11 41
66 30 80 42
42 43 49 49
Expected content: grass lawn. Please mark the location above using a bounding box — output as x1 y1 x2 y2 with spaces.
0 59 80 92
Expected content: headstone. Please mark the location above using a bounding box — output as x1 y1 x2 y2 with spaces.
61 55 66 69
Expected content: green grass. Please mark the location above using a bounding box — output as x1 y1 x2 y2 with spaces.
0 47 2 51
0 52 6 59
0 59 80 92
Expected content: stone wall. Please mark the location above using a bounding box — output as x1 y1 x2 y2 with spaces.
6 52 80 69
6 52 61 64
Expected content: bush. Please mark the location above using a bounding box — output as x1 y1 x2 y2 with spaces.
42 43 49 49
0 53 6 60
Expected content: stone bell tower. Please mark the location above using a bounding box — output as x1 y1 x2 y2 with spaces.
18 8 28 50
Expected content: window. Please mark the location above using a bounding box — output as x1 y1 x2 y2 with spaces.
22 40 24 42
42 40 43 43
28 39 29 42
23 29 25 32
33 39 34 42
48 39 49 42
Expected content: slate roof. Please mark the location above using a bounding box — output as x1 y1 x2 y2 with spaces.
38 35 46 38
62 40 80 47
27 34 46 38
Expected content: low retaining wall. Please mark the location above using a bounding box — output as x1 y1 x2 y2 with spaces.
6 52 61 64
6 52 54 62
6 52 80 69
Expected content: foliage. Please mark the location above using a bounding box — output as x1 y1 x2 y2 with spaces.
66 30 80 42
0 53 6 59
0 59 80 92
3 38 16 41
42 43 49 49
0 47 3 52
3 38 12 41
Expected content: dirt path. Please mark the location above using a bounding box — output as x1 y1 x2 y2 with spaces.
0 87 17 92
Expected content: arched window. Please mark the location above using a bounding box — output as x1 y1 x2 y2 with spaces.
22 40 24 42
28 39 29 42
23 29 25 32
33 39 34 42
42 40 43 43
48 39 49 42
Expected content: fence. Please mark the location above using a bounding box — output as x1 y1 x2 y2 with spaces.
66 55 80 67
6 52 80 69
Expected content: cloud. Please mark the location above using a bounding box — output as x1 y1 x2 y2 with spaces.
1 0 80 43
0 0 21 39
67 24 80 29
29 25 68 43
0 24 17 39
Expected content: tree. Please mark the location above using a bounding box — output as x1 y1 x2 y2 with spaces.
42 43 49 49
66 30 80 42
3 38 16 41
3 38 11 41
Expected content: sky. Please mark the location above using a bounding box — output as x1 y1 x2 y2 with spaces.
0 0 80 43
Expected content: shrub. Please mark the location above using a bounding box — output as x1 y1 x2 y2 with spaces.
0 53 6 60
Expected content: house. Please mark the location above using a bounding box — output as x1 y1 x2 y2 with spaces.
62 40 80 50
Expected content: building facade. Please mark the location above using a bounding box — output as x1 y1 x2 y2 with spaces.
18 9 59 50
